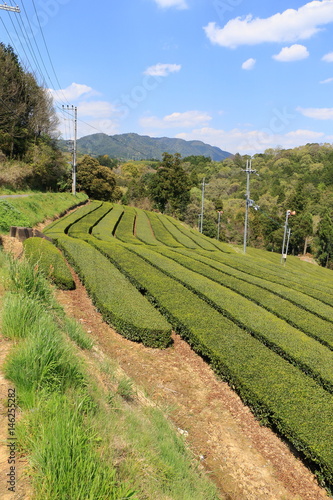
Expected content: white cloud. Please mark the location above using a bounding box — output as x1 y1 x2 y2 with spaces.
144 63 181 77
48 82 96 102
273 44 309 62
242 58 256 70
297 106 333 119
204 1 333 48
77 101 116 119
322 51 333 62
140 110 212 129
153 0 188 9
320 77 333 83
176 127 328 155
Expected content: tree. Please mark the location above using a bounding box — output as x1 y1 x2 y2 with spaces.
77 155 121 201
148 153 191 217
315 210 333 268
0 44 58 159
97 155 118 169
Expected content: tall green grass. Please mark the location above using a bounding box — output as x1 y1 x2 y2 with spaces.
17 393 136 500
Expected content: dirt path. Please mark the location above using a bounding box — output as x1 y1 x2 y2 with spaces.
57 271 329 500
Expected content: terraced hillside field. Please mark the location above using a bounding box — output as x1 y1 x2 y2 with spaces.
44 201 333 491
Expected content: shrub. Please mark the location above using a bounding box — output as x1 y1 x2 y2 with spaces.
23 237 75 290
57 235 172 348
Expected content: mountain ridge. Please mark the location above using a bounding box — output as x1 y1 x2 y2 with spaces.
65 132 232 161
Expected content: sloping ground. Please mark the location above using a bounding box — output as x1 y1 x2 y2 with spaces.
56 269 328 500
44 202 333 495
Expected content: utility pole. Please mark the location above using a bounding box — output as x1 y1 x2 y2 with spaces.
199 177 206 233
281 210 296 264
63 105 77 195
217 210 223 240
242 159 257 253
0 4 20 12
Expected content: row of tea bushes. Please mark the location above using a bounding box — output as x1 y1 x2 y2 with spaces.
153 246 333 349
129 244 333 392
145 211 183 248
57 235 172 348
92 204 124 241
203 250 333 306
67 203 113 238
44 201 102 238
23 237 75 290
84 236 333 488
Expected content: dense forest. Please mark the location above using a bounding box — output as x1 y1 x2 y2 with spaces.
1 44 333 268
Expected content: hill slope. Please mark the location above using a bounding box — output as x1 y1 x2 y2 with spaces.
69 133 231 161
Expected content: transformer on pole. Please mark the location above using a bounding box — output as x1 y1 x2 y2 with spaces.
0 4 20 12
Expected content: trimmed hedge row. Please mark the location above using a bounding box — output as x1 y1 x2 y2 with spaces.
23 237 75 290
145 211 182 248
153 246 333 349
129 244 333 392
164 217 219 251
56 235 172 348
174 247 333 324
158 215 198 249
196 249 333 307
91 204 124 241
67 203 113 238
85 236 333 488
114 206 141 245
135 209 162 246
44 201 102 238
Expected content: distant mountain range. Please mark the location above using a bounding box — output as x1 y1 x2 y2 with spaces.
59 133 232 162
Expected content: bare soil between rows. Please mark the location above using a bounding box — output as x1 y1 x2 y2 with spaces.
57 269 329 500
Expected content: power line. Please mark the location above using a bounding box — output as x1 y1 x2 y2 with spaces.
31 0 66 99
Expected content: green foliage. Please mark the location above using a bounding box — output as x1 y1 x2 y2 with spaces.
77 155 121 201
17 393 136 500
67 202 113 238
63 317 93 350
0 44 58 160
315 210 333 268
57 235 172 348
145 211 182 247
97 154 119 169
39 202 333 489
44 200 102 238
91 204 124 241
0 200 30 232
148 153 191 216
0 192 88 234
134 209 161 246
23 237 75 290
114 206 141 245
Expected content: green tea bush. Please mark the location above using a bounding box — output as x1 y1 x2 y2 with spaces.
154 246 333 349
23 237 75 290
135 208 161 246
67 202 112 238
145 211 182 247
57 235 172 348
158 215 198 249
90 238 333 488
44 201 101 238
114 206 141 245
92 204 124 241
130 244 333 392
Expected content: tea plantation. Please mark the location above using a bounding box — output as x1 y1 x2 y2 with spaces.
44 202 333 490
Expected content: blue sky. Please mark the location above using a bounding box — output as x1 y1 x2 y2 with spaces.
2 0 333 155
